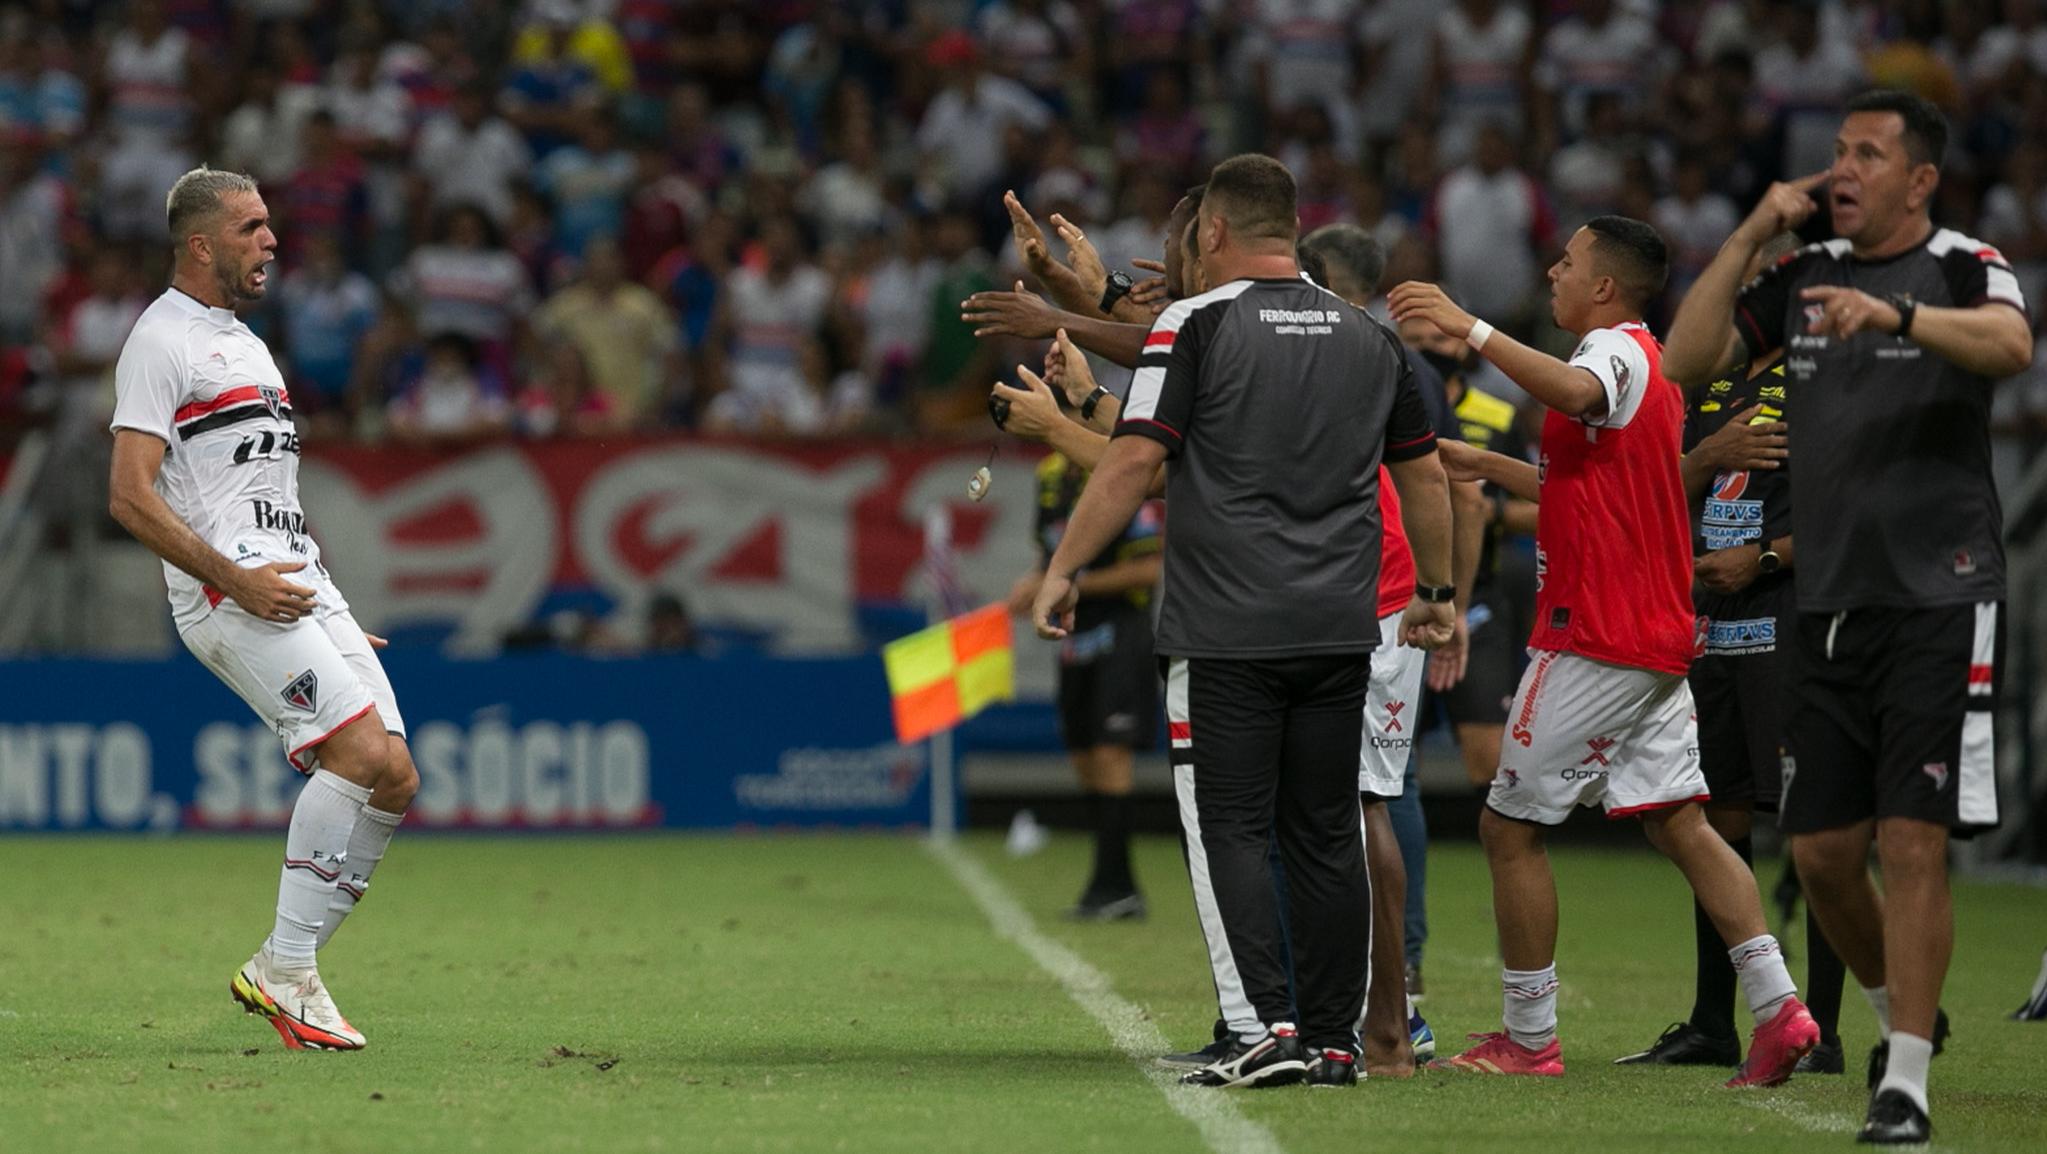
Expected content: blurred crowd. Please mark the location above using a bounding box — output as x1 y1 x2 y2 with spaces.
1 0 2046 460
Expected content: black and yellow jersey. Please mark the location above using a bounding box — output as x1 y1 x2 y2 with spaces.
1034 452 1162 614
1453 385 1526 591
1683 359 1791 556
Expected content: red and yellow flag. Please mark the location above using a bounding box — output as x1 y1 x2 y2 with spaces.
882 603 1015 744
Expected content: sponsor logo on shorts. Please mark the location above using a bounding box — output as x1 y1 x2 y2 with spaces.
1923 761 1950 791
1510 654 1556 748
1580 736 1615 767
1560 767 1608 782
1369 735 1416 750
281 670 318 713
1705 616 1778 655
1382 700 1408 733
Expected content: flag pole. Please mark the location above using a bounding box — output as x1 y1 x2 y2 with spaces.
924 505 958 842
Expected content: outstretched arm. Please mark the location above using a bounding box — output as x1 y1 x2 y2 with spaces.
1665 172 1828 386
1386 283 1608 418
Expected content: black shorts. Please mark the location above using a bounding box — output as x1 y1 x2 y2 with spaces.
1780 602 2004 837
1056 608 1158 751
1440 592 1516 727
1691 581 1792 813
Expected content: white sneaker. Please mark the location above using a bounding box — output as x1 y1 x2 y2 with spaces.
230 947 366 1050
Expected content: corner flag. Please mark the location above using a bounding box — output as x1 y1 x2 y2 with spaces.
882 603 1015 744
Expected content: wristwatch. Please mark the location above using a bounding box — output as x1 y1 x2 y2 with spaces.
1099 270 1134 315
1415 583 1456 604
1885 292 1917 339
1757 547 1784 575
1080 385 1111 422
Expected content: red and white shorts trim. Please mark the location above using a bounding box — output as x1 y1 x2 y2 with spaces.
180 586 406 774
1488 649 1706 824
1359 612 1426 798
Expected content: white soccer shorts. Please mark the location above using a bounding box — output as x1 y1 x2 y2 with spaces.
1487 649 1706 824
181 576 407 773
1359 611 1427 798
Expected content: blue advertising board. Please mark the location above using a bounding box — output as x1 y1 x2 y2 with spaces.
0 652 958 832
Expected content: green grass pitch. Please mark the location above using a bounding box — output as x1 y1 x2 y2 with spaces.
2 833 2042 1153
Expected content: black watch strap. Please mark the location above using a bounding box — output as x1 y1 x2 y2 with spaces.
1099 271 1133 314
1080 385 1110 421
1888 293 1917 339
1415 583 1456 604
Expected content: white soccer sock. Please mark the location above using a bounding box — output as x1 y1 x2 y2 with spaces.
1863 985 1893 1034
1729 934 1797 1022
1877 1031 1933 1114
268 770 369 965
1502 966 1559 1050
315 803 404 950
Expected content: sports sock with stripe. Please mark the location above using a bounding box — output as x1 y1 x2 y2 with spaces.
269 770 369 965
1729 933 1796 1023
315 803 405 950
1502 965 1559 1050
1876 1031 1932 1114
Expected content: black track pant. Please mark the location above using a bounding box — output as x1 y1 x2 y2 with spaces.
1164 653 1373 1051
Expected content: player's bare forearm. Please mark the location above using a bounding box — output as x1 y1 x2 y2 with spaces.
1080 390 1121 434
1075 552 1163 598
1501 497 1539 534
1907 303 2034 380
1037 259 1104 319
1449 479 1486 614
1385 451 1454 588
1060 316 1150 371
109 431 245 594
1665 233 1764 387
1046 437 1167 584
1044 419 1111 470
1477 331 1608 419
1472 448 1541 503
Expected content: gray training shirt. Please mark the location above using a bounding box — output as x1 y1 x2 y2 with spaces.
1115 276 1439 659
1734 229 2030 612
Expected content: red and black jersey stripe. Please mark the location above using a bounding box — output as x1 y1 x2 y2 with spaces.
175 385 292 441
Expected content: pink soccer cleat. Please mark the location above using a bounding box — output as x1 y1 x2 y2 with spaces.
1432 1032 1565 1077
1726 997 1819 1088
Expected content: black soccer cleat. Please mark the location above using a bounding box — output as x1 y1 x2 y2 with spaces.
1857 1089 1931 1145
1795 1040 1845 1074
1064 891 1147 922
1158 1036 1234 1069
1179 1024 1308 1089
1866 1008 1950 1089
1613 1021 1742 1067
1305 1047 1358 1088
2012 950 2047 1021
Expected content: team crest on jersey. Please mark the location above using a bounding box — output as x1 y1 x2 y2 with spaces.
1609 355 1632 406
259 384 284 421
281 670 318 713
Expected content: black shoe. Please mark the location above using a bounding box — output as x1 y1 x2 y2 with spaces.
1158 1036 1234 1069
1064 891 1147 922
1795 1040 1845 1074
1867 1009 1951 1089
1180 1024 1308 1088
2012 950 2047 1021
1305 1047 1358 1088
1857 1088 1931 1145
1612 1021 1742 1066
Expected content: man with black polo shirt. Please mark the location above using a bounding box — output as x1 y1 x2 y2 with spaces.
1032 154 1457 1089
1665 90 2034 1144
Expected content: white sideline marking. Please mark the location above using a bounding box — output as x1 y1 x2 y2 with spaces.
930 839 1288 1154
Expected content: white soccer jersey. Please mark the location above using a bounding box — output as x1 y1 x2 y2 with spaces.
110 288 335 630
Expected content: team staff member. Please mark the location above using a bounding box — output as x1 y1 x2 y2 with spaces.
1393 216 1819 1086
1034 154 1457 1090
1007 453 1164 921
1664 90 2033 1145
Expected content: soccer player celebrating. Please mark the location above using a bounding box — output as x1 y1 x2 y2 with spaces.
1663 91 2032 1144
108 168 419 1051
1388 217 1819 1085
